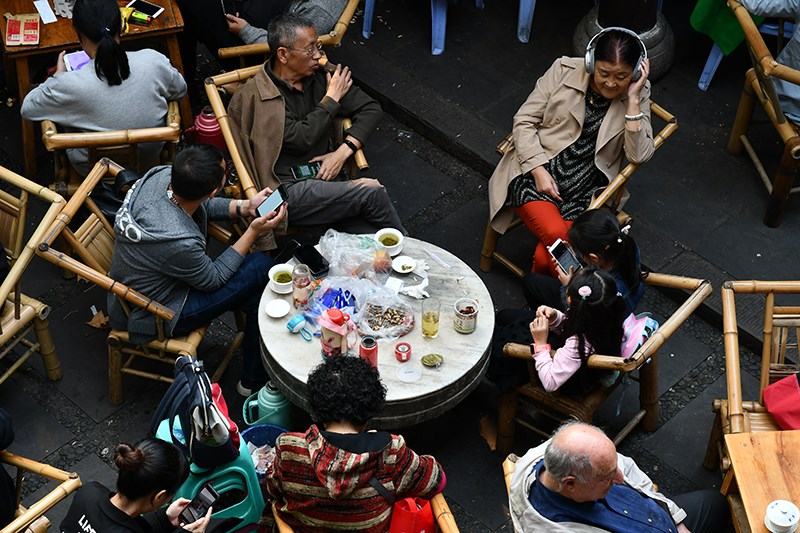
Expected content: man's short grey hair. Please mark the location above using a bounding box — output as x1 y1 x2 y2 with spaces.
543 421 602 488
267 12 315 57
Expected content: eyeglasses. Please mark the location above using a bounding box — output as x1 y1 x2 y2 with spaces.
286 42 323 56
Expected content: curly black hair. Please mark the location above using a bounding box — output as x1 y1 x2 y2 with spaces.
307 356 387 427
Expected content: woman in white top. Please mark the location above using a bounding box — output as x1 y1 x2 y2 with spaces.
21 0 187 175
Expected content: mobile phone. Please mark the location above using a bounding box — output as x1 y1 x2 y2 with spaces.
220 0 236 15
256 185 287 218
548 238 582 275
179 484 219 524
293 243 329 278
125 0 164 18
64 50 90 72
290 162 321 180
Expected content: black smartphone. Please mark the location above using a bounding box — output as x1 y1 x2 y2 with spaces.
256 185 287 218
179 484 219 524
125 0 164 17
293 243 329 278
220 0 236 15
290 162 321 180
548 238 582 275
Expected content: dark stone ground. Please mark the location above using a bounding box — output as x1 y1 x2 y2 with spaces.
0 0 797 530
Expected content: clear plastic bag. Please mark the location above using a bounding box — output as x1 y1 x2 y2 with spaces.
357 283 415 339
302 276 373 335
318 229 392 282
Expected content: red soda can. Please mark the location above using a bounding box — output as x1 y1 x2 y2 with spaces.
360 335 378 367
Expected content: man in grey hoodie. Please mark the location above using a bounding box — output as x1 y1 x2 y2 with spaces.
108 144 287 395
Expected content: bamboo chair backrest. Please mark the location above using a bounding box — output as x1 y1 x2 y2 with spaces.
40 101 181 193
0 451 81 533
494 101 677 212
0 166 64 332
37 159 175 329
217 0 360 61
722 280 800 434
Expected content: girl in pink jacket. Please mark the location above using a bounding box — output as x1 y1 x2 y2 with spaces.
530 267 626 393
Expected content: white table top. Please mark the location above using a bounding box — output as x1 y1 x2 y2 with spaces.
258 236 494 427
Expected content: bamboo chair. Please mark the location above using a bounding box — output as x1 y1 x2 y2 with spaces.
36 158 239 405
0 450 82 533
0 165 64 386
217 0 361 66
271 493 459 532
496 273 711 456
703 280 800 476
40 101 181 198
727 0 800 228
480 101 678 277
204 59 368 204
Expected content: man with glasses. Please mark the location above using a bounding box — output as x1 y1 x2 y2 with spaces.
228 13 406 244
509 421 728 532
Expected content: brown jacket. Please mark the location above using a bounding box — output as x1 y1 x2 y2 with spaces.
488 57 655 234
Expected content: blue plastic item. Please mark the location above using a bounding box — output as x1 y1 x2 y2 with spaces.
155 418 265 532
240 424 287 479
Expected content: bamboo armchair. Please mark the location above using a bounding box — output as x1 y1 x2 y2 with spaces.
703 280 800 475
480 101 678 277
36 158 238 405
40 101 181 198
217 0 360 66
497 273 711 456
204 61 368 204
727 0 800 227
0 165 64 386
0 451 82 533
272 493 459 532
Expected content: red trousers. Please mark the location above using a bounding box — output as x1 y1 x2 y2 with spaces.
515 201 573 277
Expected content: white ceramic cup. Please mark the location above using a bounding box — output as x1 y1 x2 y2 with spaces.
766 500 800 533
268 263 293 294
375 228 404 256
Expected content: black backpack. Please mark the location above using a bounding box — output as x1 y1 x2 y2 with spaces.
149 356 238 469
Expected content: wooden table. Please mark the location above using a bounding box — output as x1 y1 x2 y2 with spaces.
724 431 800 532
258 237 495 428
0 0 191 178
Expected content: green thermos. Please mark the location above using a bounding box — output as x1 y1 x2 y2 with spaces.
242 381 291 428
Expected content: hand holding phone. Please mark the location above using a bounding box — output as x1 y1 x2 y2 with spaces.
547 239 581 275
256 185 287 218
179 485 218 525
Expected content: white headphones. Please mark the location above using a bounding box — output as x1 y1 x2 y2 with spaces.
584 26 647 82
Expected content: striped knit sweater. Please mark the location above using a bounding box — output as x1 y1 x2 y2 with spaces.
262 424 444 531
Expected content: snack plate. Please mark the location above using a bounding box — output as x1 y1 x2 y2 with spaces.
391 255 417 274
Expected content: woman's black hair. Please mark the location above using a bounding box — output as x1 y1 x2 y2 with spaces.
114 438 188 501
594 28 641 70
307 356 387 427
568 208 642 295
564 266 626 361
72 0 130 86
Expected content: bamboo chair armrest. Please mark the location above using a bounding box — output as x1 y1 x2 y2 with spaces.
218 42 270 59
496 132 513 156
340 118 368 170
41 124 180 151
324 0 360 46
503 455 518 496
272 503 294 533
166 100 180 129
431 493 459 533
0 451 82 533
36 245 175 321
503 275 711 371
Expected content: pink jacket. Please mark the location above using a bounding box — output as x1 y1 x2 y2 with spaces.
532 310 594 392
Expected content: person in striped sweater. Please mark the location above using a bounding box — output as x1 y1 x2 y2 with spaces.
260 356 445 532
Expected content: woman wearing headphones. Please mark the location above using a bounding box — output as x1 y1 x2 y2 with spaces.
487 28 654 277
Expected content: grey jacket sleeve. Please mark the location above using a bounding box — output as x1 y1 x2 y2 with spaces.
739 0 798 17
238 23 269 45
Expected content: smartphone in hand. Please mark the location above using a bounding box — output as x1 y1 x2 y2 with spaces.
256 185 287 218
547 238 582 275
179 485 218 524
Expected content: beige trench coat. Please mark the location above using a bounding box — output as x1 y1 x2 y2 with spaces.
488 57 655 234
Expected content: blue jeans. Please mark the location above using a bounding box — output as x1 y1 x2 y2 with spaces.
173 253 273 384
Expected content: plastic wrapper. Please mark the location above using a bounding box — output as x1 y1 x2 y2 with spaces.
318 229 392 282
357 284 415 339
302 276 373 335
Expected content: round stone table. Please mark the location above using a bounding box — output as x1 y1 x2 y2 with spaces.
258 237 494 428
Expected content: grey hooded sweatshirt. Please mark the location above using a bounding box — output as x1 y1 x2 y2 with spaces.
107 166 242 343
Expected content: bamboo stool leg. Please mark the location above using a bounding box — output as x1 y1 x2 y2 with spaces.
497 391 519 456
728 69 757 155
108 339 123 405
764 140 800 227
480 220 499 273
34 317 61 381
639 351 659 432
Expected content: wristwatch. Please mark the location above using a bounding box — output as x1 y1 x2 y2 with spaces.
342 139 358 153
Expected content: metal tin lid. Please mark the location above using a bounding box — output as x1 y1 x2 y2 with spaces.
421 353 444 368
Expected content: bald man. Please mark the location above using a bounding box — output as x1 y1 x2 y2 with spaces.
509 421 728 532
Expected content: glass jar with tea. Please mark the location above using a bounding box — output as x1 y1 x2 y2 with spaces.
292 264 312 309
